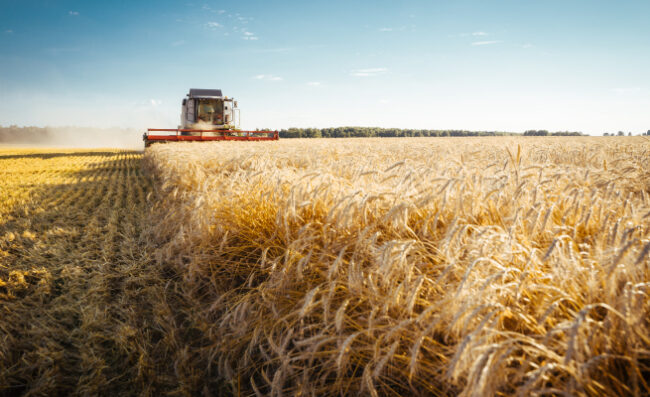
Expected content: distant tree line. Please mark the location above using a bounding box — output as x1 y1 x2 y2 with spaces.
278 127 522 138
277 127 586 138
523 130 584 136
603 130 650 136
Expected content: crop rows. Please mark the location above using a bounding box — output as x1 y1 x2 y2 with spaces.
0 149 169 395
1 137 649 396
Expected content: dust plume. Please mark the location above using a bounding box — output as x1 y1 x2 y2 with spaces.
0 126 143 149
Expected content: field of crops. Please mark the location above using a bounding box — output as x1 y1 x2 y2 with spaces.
0 149 167 394
1 137 649 396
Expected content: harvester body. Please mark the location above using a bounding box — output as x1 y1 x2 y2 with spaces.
143 88 278 147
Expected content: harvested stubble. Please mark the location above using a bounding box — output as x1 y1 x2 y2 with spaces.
145 137 650 396
0 149 181 395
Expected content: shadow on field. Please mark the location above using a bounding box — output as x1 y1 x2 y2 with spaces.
0 151 211 396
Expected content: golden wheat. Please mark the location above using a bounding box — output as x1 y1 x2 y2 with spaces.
145 136 649 396
1 137 648 396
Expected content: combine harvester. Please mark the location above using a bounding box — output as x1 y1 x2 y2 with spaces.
143 88 279 147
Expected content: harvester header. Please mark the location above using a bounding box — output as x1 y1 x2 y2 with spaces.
143 88 279 147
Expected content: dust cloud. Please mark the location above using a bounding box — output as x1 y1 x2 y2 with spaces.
0 126 144 150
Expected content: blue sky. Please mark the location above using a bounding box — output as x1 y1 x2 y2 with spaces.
1 0 649 134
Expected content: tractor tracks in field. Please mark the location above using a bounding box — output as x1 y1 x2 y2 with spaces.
0 149 183 395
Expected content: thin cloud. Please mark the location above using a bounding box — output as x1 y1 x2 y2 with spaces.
471 40 502 46
205 22 222 29
522 43 534 49
225 12 256 39
201 4 226 15
171 40 185 47
4 29 13 34
69 11 79 16
459 31 489 37
242 31 258 40
307 82 321 86
350 67 388 77
254 74 283 81
235 15 253 24
380 26 410 32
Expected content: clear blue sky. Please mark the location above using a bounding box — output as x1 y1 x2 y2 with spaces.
1 0 649 134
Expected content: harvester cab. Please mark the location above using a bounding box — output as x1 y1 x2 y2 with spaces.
180 89 238 131
143 88 279 147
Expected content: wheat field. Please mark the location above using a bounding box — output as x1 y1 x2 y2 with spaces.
1 137 649 396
